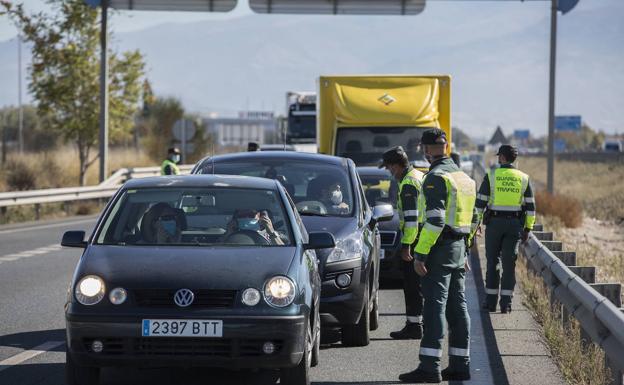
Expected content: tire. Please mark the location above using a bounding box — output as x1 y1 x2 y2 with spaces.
281 320 311 385
66 349 100 385
369 289 379 331
341 289 370 347
311 307 320 367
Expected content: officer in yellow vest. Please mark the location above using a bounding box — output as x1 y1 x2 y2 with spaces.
476 145 536 313
380 146 425 340
400 129 478 384
161 147 181 176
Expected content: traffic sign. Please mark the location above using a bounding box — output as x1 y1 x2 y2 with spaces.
555 116 582 132
250 0 426 15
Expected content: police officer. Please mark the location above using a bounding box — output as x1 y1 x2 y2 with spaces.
161 147 181 176
399 129 477 383
476 144 536 313
380 146 425 340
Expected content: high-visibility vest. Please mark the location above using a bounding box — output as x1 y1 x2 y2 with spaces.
398 168 424 245
487 167 535 229
161 159 180 176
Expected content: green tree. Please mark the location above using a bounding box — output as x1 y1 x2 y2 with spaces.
1 0 146 185
142 96 185 162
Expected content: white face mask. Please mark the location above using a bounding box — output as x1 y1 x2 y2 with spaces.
172 154 181 163
331 190 343 205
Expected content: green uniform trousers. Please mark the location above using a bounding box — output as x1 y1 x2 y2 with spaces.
418 238 471 374
484 216 523 307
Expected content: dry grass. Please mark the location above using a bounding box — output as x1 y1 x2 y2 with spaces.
535 190 583 228
518 256 612 385
519 157 624 222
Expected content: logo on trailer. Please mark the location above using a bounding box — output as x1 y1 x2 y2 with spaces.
378 93 396 106
174 288 195 307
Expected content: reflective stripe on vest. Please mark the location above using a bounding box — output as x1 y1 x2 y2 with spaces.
488 167 528 211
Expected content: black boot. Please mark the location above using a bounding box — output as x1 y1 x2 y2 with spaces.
481 301 496 312
441 367 471 381
390 322 423 340
501 303 512 314
399 368 441 383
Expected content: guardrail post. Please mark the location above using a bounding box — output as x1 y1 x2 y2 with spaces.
606 356 623 385
533 231 554 241
63 202 71 216
553 251 576 266
541 240 563 252
590 284 622 308
568 266 596 284
34 203 41 221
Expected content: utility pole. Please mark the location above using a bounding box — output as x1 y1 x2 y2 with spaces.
17 33 24 154
98 0 109 183
546 0 558 194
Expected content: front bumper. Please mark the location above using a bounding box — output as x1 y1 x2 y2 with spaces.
319 261 366 326
66 313 305 369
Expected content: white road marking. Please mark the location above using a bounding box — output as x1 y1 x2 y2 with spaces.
0 217 96 235
0 244 63 264
0 341 65 373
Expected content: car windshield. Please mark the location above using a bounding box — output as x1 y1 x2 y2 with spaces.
336 126 428 166
198 161 354 217
95 187 293 247
359 172 398 208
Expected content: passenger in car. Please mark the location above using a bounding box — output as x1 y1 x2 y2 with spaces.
307 174 350 215
141 202 186 244
222 209 286 246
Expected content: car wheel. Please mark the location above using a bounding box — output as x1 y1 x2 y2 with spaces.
281 320 311 385
311 307 320 367
369 289 379 331
341 288 370 347
66 348 99 385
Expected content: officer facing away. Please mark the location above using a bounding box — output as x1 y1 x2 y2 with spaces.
161 147 181 176
380 146 425 340
400 128 477 384
476 144 536 313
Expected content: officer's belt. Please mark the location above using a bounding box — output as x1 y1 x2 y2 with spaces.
490 210 522 218
440 227 466 240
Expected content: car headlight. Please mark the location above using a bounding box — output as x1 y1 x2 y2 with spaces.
109 287 127 305
326 234 363 263
75 275 105 305
264 276 296 308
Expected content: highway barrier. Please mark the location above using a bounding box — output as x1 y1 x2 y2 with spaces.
472 161 624 385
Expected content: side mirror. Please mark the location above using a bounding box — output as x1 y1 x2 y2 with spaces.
372 204 394 223
304 232 336 250
61 231 87 248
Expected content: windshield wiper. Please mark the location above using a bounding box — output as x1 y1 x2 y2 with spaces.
298 211 329 217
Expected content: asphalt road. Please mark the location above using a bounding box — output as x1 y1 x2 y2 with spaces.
0 216 506 385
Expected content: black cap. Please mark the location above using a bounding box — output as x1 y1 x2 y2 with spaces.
379 146 409 168
168 147 181 155
496 144 518 159
420 128 447 145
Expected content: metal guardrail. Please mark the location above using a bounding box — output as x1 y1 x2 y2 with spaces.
472 160 624 385
0 165 193 209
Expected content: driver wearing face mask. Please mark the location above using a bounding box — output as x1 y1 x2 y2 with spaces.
320 182 350 215
223 209 285 245
161 147 181 176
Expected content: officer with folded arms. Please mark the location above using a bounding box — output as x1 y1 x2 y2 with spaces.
476 144 536 313
380 146 425 340
399 128 477 384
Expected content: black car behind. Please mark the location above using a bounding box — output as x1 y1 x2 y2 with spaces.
192 152 393 347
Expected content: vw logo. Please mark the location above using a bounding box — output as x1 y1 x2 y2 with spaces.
174 289 194 307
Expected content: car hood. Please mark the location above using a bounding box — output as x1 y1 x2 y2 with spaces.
300 215 358 239
78 245 297 290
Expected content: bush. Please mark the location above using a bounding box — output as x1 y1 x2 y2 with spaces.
535 190 583 228
5 159 37 191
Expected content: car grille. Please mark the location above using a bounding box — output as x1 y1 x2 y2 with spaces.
324 268 354 281
380 231 397 246
133 289 237 308
82 338 283 357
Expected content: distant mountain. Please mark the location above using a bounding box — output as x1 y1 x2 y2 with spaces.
0 1 622 137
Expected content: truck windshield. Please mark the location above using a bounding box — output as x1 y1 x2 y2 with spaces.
336 127 428 166
287 114 316 143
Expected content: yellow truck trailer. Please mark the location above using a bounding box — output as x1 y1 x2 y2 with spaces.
317 75 451 166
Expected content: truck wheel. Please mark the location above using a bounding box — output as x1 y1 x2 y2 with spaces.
369 290 379 331
281 321 311 385
341 289 370 347
66 349 99 385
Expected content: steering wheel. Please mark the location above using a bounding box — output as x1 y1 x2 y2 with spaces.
295 201 328 215
224 230 271 246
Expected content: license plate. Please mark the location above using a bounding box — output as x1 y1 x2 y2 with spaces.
142 319 223 337
379 249 385 260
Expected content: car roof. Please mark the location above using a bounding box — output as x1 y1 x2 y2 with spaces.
123 174 279 190
357 166 391 176
197 151 350 168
